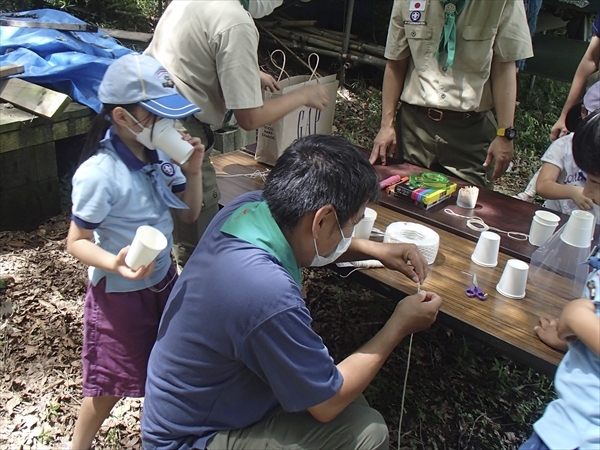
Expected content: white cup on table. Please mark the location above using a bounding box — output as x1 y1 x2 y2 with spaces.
353 207 377 240
528 211 560 247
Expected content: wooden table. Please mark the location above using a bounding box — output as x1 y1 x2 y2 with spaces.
373 159 571 262
211 150 567 376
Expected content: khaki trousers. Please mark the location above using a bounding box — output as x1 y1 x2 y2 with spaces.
206 395 389 450
172 117 221 268
396 104 497 188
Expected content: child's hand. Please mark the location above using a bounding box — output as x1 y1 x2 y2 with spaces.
115 246 156 280
557 298 596 343
571 187 595 210
175 133 205 175
534 316 568 352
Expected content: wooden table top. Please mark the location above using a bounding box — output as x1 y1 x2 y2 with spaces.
211 150 566 375
373 160 570 262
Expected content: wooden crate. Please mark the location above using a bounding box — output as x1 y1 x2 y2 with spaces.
0 103 94 231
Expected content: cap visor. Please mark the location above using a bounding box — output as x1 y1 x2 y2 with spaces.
140 95 201 119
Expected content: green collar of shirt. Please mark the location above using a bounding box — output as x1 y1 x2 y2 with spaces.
437 0 469 71
221 200 302 286
239 0 250 11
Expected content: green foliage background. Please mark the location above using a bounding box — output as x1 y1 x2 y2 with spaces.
0 0 160 31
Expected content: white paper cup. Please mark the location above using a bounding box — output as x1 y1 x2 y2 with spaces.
471 231 501 267
353 207 377 240
534 210 560 226
456 187 479 209
153 127 194 165
496 259 529 299
528 216 558 246
560 210 595 248
125 225 168 271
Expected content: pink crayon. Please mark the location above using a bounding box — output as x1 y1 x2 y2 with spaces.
379 175 402 189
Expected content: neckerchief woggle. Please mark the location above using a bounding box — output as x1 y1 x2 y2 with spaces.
221 201 302 286
437 0 469 70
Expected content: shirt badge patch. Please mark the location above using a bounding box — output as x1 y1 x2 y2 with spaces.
409 0 426 11
410 11 422 22
161 162 175 177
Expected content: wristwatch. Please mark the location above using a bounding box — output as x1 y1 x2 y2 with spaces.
497 126 517 140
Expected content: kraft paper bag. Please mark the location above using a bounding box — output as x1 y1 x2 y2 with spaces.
256 52 338 166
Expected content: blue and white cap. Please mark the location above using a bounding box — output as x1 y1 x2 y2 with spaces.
98 53 200 119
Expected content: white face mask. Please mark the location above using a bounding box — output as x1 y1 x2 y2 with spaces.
247 0 283 18
310 213 352 267
124 110 175 150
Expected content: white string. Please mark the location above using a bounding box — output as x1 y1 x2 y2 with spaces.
338 267 362 278
269 49 288 82
307 52 321 81
216 169 271 182
443 208 528 241
146 269 178 293
398 283 420 449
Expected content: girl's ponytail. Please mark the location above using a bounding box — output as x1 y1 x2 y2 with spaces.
80 106 113 165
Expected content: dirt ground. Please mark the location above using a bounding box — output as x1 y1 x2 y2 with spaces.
0 212 146 448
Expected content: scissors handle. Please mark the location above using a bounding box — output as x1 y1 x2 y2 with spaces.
465 285 487 300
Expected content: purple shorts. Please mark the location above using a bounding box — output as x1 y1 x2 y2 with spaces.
81 266 176 398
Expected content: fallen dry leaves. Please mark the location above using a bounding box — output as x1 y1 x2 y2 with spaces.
0 212 143 449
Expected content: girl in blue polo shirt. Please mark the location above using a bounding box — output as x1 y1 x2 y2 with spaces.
65 54 205 449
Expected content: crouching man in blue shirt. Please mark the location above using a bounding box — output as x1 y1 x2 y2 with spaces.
141 135 443 450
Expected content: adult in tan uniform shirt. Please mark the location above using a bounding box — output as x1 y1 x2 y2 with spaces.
370 0 533 188
146 0 329 267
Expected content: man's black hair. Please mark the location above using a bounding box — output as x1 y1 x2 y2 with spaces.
263 135 380 232
573 108 600 177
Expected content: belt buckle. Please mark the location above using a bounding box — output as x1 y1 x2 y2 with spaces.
427 108 443 122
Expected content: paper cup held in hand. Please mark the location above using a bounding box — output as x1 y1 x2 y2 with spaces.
352 207 377 240
154 126 194 165
560 210 595 248
471 231 501 267
528 216 559 247
496 259 529 299
125 226 168 271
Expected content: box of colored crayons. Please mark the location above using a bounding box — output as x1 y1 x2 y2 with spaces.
387 174 457 210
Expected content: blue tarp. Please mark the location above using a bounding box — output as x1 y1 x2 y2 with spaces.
0 9 135 112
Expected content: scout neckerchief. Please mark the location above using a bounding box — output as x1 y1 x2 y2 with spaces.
109 128 188 210
221 200 302 286
437 0 468 70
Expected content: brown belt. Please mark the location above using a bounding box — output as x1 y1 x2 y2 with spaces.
409 104 484 122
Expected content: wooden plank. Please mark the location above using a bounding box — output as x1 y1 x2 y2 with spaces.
0 19 98 32
101 28 153 44
0 103 93 135
0 112 93 154
0 78 72 120
0 64 24 78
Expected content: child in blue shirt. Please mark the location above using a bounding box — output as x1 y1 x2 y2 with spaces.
65 54 205 449
520 110 600 450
